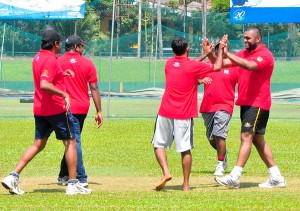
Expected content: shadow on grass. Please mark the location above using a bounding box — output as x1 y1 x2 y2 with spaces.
213 182 260 190
153 185 197 191
240 182 260 188
33 188 63 193
39 181 102 186
192 170 215 175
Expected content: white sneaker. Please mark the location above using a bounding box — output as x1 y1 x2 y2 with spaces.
1 175 25 195
57 176 69 186
80 182 89 188
215 174 240 189
214 162 225 176
66 181 92 195
258 176 287 188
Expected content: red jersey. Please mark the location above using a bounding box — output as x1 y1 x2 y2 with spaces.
200 67 239 115
158 56 214 119
32 49 66 116
58 52 98 114
234 45 274 110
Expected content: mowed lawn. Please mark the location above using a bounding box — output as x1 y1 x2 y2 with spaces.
0 57 300 209
1 57 300 83
0 103 300 209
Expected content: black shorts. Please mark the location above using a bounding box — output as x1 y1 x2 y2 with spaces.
240 106 269 135
34 111 75 140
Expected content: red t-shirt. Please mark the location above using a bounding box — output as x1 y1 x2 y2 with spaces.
32 49 66 116
158 56 214 119
58 52 98 114
234 45 274 110
200 67 239 115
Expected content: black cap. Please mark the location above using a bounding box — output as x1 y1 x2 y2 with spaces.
42 30 64 43
66 35 88 46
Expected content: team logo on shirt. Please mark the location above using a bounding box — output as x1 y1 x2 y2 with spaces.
173 62 180 67
41 69 49 77
70 58 77 64
257 57 263 62
244 122 251 128
223 69 229 74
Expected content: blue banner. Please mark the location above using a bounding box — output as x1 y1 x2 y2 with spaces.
0 0 85 20
230 0 300 23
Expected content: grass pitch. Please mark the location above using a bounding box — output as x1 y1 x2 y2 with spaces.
0 111 300 209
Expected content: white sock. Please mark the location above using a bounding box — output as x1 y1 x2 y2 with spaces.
268 166 282 177
230 166 243 180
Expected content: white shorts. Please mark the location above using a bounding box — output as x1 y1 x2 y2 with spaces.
152 115 194 152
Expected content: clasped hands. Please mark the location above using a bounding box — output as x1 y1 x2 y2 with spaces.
201 34 228 55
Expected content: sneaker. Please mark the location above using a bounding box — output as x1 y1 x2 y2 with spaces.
57 176 69 186
1 175 25 195
215 174 240 189
258 176 287 188
80 182 88 188
66 181 92 195
214 162 225 176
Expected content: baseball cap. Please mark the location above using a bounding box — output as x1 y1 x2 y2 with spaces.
41 29 64 43
66 35 88 46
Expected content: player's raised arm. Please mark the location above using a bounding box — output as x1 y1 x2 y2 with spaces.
212 34 227 71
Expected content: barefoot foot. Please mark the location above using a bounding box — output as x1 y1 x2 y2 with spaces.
155 176 172 191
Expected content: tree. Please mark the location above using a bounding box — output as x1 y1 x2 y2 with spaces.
211 0 230 12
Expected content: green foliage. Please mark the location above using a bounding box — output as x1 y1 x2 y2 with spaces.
205 12 244 39
168 0 180 9
0 3 300 57
211 0 230 12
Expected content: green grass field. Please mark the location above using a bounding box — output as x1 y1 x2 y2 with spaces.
1 57 300 95
1 57 300 83
0 57 299 209
1 98 300 119
0 99 300 210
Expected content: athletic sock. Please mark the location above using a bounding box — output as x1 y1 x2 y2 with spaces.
218 156 225 161
9 172 20 178
268 166 282 178
230 166 243 180
68 179 79 184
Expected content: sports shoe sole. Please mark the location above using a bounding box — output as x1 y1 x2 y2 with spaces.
66 188 92 195
2 181 24 195
214 177 240 189
66 191 91 195
1 181 11 190
258 181 287 188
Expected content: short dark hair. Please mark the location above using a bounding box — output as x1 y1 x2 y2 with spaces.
245 26 262 37
171 37 188 56
41 40 55 50
65 44 76 52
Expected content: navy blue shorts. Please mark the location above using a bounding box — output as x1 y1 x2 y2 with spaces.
240 106 269 135
34 112 76 140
